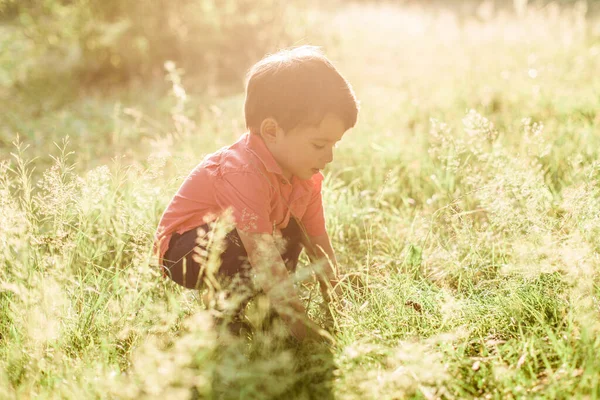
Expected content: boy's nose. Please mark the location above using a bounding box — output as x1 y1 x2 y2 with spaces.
324 147 334 164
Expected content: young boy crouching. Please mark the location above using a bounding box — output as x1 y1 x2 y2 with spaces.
153 45 359 341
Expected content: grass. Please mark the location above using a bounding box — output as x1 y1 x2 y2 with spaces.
2 1 600 399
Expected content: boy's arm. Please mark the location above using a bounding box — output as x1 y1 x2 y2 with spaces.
236 229 310 341
305 232 340 303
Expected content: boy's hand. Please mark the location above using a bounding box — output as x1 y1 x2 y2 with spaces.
287 318 308 342
282 314 334 344
320 278 343 304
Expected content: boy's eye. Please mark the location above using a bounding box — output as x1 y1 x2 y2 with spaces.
312 143 325 150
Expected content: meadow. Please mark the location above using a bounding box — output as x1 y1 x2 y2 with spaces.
2 1 600 398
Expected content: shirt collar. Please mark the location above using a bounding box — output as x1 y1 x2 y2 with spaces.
245 132 284 176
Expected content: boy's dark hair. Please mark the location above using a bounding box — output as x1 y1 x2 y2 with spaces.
244 45 359 134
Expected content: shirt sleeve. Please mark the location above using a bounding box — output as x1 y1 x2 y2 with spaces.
301 172 327 236
213 172 273 233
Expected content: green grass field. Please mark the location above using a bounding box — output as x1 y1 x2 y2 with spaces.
2 2 600 399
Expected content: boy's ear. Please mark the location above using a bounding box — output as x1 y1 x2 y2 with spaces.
259 118 280 143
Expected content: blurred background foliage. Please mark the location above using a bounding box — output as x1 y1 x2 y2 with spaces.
2 0 599 91
0 0 315 88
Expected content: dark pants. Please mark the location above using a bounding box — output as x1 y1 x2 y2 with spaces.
162 218 304 290
162 219 305 334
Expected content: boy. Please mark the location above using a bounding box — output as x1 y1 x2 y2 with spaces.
153 45 359 341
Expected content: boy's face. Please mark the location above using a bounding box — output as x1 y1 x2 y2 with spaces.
262 113 346 181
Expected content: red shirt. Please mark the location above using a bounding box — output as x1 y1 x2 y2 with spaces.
153 132 326 265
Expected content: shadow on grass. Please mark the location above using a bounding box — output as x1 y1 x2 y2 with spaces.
207 321 337 400
282 341 336 400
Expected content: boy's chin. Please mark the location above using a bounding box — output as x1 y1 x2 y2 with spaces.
297 170 317 180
